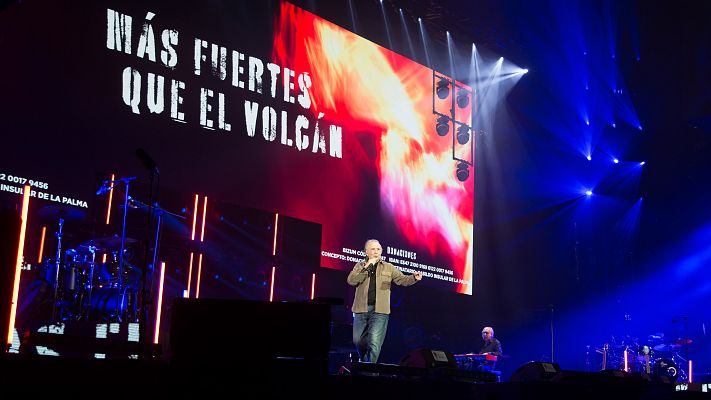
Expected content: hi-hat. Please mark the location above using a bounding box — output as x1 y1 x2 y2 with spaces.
79 235 137 252
37 204 87 221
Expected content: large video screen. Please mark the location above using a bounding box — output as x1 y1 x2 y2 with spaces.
1 0 474 294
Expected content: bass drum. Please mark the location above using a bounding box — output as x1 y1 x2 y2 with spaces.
82 287 137 321
653 358 678 381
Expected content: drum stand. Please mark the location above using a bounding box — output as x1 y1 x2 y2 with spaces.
674 353 689 382
79 246 97 320
100 176 137 322
50 217 65 323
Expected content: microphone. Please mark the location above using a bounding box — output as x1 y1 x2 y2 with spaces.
96 180 111 195
136 148 159 175
96 176 137 195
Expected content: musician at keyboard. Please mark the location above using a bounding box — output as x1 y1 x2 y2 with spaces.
477 326 502 371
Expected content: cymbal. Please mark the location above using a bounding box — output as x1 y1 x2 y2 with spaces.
674 338 693 345
647 334 664 342
653 343 680 352
79 235 137 252
37 204 87 221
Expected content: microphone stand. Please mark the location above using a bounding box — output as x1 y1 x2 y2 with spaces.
139 168 157 357
50 217 65 323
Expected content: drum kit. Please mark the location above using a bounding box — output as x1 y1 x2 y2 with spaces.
37 204 141 323
33 174 182 326
598 334 691 381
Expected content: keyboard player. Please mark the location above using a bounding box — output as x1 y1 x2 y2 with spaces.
477 326 502 371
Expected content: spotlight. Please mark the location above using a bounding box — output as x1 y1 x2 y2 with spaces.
640 161 645 166
456 125 470 145
436 77 450 99
456 161 469 182
436 115 450 136
585 190 593 196
586 155 592 161
456 91 470 108
613 158 619 164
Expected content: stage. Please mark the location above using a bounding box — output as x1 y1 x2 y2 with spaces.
1 352 707 399
2 0 711 397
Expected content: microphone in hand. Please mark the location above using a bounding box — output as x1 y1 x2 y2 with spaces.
364 263 375 275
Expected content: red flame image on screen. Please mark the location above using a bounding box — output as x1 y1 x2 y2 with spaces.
272 2 473 294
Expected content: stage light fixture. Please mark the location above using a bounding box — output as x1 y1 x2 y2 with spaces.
436 115 450 136
613 158 619 164
585 190 593 196
456 91 469 108
456 125 470 145
436 77 450 99
456 161 469 182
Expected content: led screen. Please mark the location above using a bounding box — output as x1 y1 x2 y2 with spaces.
0 0 474 294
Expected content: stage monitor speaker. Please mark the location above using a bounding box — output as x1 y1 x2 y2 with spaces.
509 361 561 382
399 348 458 369
169 298 331 375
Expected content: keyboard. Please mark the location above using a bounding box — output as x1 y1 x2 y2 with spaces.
453 353 498 362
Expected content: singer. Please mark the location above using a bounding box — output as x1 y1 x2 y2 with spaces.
347 239 422 363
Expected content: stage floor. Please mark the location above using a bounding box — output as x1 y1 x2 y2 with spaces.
1 353 707 399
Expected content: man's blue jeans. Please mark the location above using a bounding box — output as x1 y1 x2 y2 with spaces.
353 305 389 363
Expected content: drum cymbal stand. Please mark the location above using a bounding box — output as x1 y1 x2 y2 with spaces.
129 196 185 354
50 217 65 323
674 352 689 382
79 245 97 320
96 176 136 322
